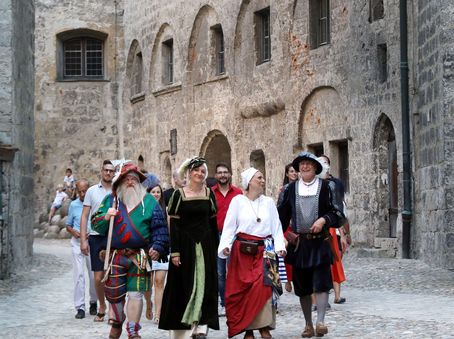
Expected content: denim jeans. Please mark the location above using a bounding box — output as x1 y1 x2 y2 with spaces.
217 256 227 307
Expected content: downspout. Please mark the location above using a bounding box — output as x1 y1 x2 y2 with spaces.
114 0 125 159
0 161 7 278
400 0 412 258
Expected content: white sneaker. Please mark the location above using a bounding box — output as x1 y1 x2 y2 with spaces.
218 306 225 317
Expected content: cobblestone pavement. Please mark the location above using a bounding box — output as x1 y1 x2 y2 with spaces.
1 239 453 339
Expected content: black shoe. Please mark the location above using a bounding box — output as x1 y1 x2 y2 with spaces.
334 297 346 304
75 309 85 319
89 302 97 316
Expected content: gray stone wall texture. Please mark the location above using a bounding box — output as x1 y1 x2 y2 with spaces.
412 0 454 268
0 0 35 278
34 0 125 218
33 0 453 269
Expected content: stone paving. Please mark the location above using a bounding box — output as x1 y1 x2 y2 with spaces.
1 239 454 339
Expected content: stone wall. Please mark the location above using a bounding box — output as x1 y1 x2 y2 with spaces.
34 0 125 219
412 0 454 269
32 0 454 269
120 0 404 252
0 0 35 278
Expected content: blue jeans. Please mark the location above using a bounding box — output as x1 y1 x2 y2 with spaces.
217 256 227 307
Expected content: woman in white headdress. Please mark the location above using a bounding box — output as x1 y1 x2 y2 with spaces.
218 168 286 339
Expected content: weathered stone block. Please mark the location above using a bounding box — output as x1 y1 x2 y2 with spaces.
59 228 71 239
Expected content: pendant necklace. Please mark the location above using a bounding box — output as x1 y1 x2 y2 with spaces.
248 196 261 223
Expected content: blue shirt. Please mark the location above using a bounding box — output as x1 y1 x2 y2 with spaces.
66 199 89 233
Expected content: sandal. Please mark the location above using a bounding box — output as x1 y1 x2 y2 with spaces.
244 330 255 339
108 319 123 339
94 312 105 322
259 327 272 338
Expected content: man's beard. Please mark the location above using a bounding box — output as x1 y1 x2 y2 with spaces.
117 183 146 210
217 177 230 185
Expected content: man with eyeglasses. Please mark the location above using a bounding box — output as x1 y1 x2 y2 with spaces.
80 159 115 322
211 163 242 317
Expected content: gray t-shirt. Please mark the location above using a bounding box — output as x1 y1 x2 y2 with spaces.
83 182 112 235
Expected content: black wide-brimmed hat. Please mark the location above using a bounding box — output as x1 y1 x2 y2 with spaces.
292 151 323 175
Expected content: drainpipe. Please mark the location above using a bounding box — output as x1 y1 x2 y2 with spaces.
114 0 125 159
400 0 412 258
0 161 7 278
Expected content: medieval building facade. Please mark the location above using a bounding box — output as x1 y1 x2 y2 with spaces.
31 0 453 271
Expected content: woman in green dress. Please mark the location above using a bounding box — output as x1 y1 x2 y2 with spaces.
159 157 219 339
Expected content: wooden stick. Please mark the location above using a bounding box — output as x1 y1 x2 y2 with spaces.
103 197 116 272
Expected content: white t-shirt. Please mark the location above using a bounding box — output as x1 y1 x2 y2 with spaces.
52 191 68 205
218 194 286 258
83 182 112 235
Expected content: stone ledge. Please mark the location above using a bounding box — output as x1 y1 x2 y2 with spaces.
193 73 229 87
152 83 182 97
130 92 145 104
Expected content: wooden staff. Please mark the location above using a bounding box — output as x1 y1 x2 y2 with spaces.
103 197 117 273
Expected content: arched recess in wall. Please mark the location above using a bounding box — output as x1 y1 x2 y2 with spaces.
372 113 398 239
200 130 232 180
125 39 144 98
149 23 180 91
161 155 172 189
187 5 224 84
138 154 145 171
297 86 347 147
250 149 266 179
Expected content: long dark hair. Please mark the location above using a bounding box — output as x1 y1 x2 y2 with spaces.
147 184 167 217
282 163 294 185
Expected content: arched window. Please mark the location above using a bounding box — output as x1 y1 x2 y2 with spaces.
57 29 107 80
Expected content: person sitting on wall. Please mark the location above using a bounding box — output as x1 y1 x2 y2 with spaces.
48 183 68 223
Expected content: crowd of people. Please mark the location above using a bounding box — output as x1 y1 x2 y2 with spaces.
54 151 350 339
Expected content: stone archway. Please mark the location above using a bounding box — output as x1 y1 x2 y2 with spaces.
250 149 266 179
373 114 398 239
162 155 172 189
200 130 232 180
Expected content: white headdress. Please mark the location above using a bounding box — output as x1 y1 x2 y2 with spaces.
241 167 259 190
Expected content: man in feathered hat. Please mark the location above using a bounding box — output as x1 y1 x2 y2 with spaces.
91 163 169 339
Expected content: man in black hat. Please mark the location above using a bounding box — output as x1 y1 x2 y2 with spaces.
278 151 344 338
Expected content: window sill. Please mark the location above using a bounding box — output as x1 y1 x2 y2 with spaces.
130 92 146 104
56 78 110 82
152 83 182 97
256 59 271 67
193 73 229 87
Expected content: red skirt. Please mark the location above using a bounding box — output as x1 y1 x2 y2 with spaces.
225 233 272 338
329 228 346 283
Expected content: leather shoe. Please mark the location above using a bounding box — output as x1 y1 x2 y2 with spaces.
301 325 314 338
75 309 85 319
334 297 346 304
89 302 97 315
315 323 328 337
